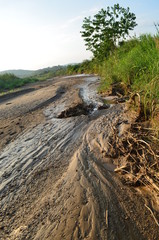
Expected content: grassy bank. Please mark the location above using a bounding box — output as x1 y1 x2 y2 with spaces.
96 34 159 194
0 74 39 93
98 34 159 124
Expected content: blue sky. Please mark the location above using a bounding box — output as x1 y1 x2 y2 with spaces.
0 0 159 71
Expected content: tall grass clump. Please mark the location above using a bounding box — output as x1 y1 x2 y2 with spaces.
99 34 159 120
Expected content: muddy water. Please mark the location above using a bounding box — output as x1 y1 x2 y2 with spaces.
0 76 158 240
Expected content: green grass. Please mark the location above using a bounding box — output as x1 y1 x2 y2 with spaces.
0 74 39 93
98 34 159 120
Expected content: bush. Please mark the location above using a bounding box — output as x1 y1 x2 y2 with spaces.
0 74 38 92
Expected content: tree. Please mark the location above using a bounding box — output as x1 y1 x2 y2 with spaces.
81 4 137 61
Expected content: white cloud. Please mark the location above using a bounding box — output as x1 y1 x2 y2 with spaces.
82 7 100 15
67 15 84 24
60 7 100 30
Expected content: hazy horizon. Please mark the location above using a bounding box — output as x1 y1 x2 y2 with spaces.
0 63 80 72
0 0 159 71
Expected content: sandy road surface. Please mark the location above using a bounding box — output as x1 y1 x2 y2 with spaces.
0 76 158 240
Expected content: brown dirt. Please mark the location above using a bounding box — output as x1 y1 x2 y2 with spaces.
0 76 158 240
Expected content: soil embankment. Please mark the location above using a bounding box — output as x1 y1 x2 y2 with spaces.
0 76 158 240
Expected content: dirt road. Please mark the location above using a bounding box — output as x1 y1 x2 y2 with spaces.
0 75 158 240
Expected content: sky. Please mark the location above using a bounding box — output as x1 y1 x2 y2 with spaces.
0 0 159 71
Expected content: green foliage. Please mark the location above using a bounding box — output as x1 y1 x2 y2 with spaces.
34 65 68 80
99 34 159 119
81 4 137 61
0 74 38 92
103 35 159 87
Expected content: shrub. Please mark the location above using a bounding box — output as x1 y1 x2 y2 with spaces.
0 74 38 92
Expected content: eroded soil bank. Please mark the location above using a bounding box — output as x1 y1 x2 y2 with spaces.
0 76 158 240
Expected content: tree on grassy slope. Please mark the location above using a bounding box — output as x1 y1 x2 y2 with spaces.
81 4 137 61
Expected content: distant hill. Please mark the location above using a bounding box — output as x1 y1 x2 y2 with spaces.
0 65 68 78
34 66 66 76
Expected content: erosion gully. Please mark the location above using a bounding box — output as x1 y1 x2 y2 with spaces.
0 75 158 240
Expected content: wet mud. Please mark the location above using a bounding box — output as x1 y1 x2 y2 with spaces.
0 75 158 240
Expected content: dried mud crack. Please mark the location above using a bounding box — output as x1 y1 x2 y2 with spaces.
0 76 158 240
